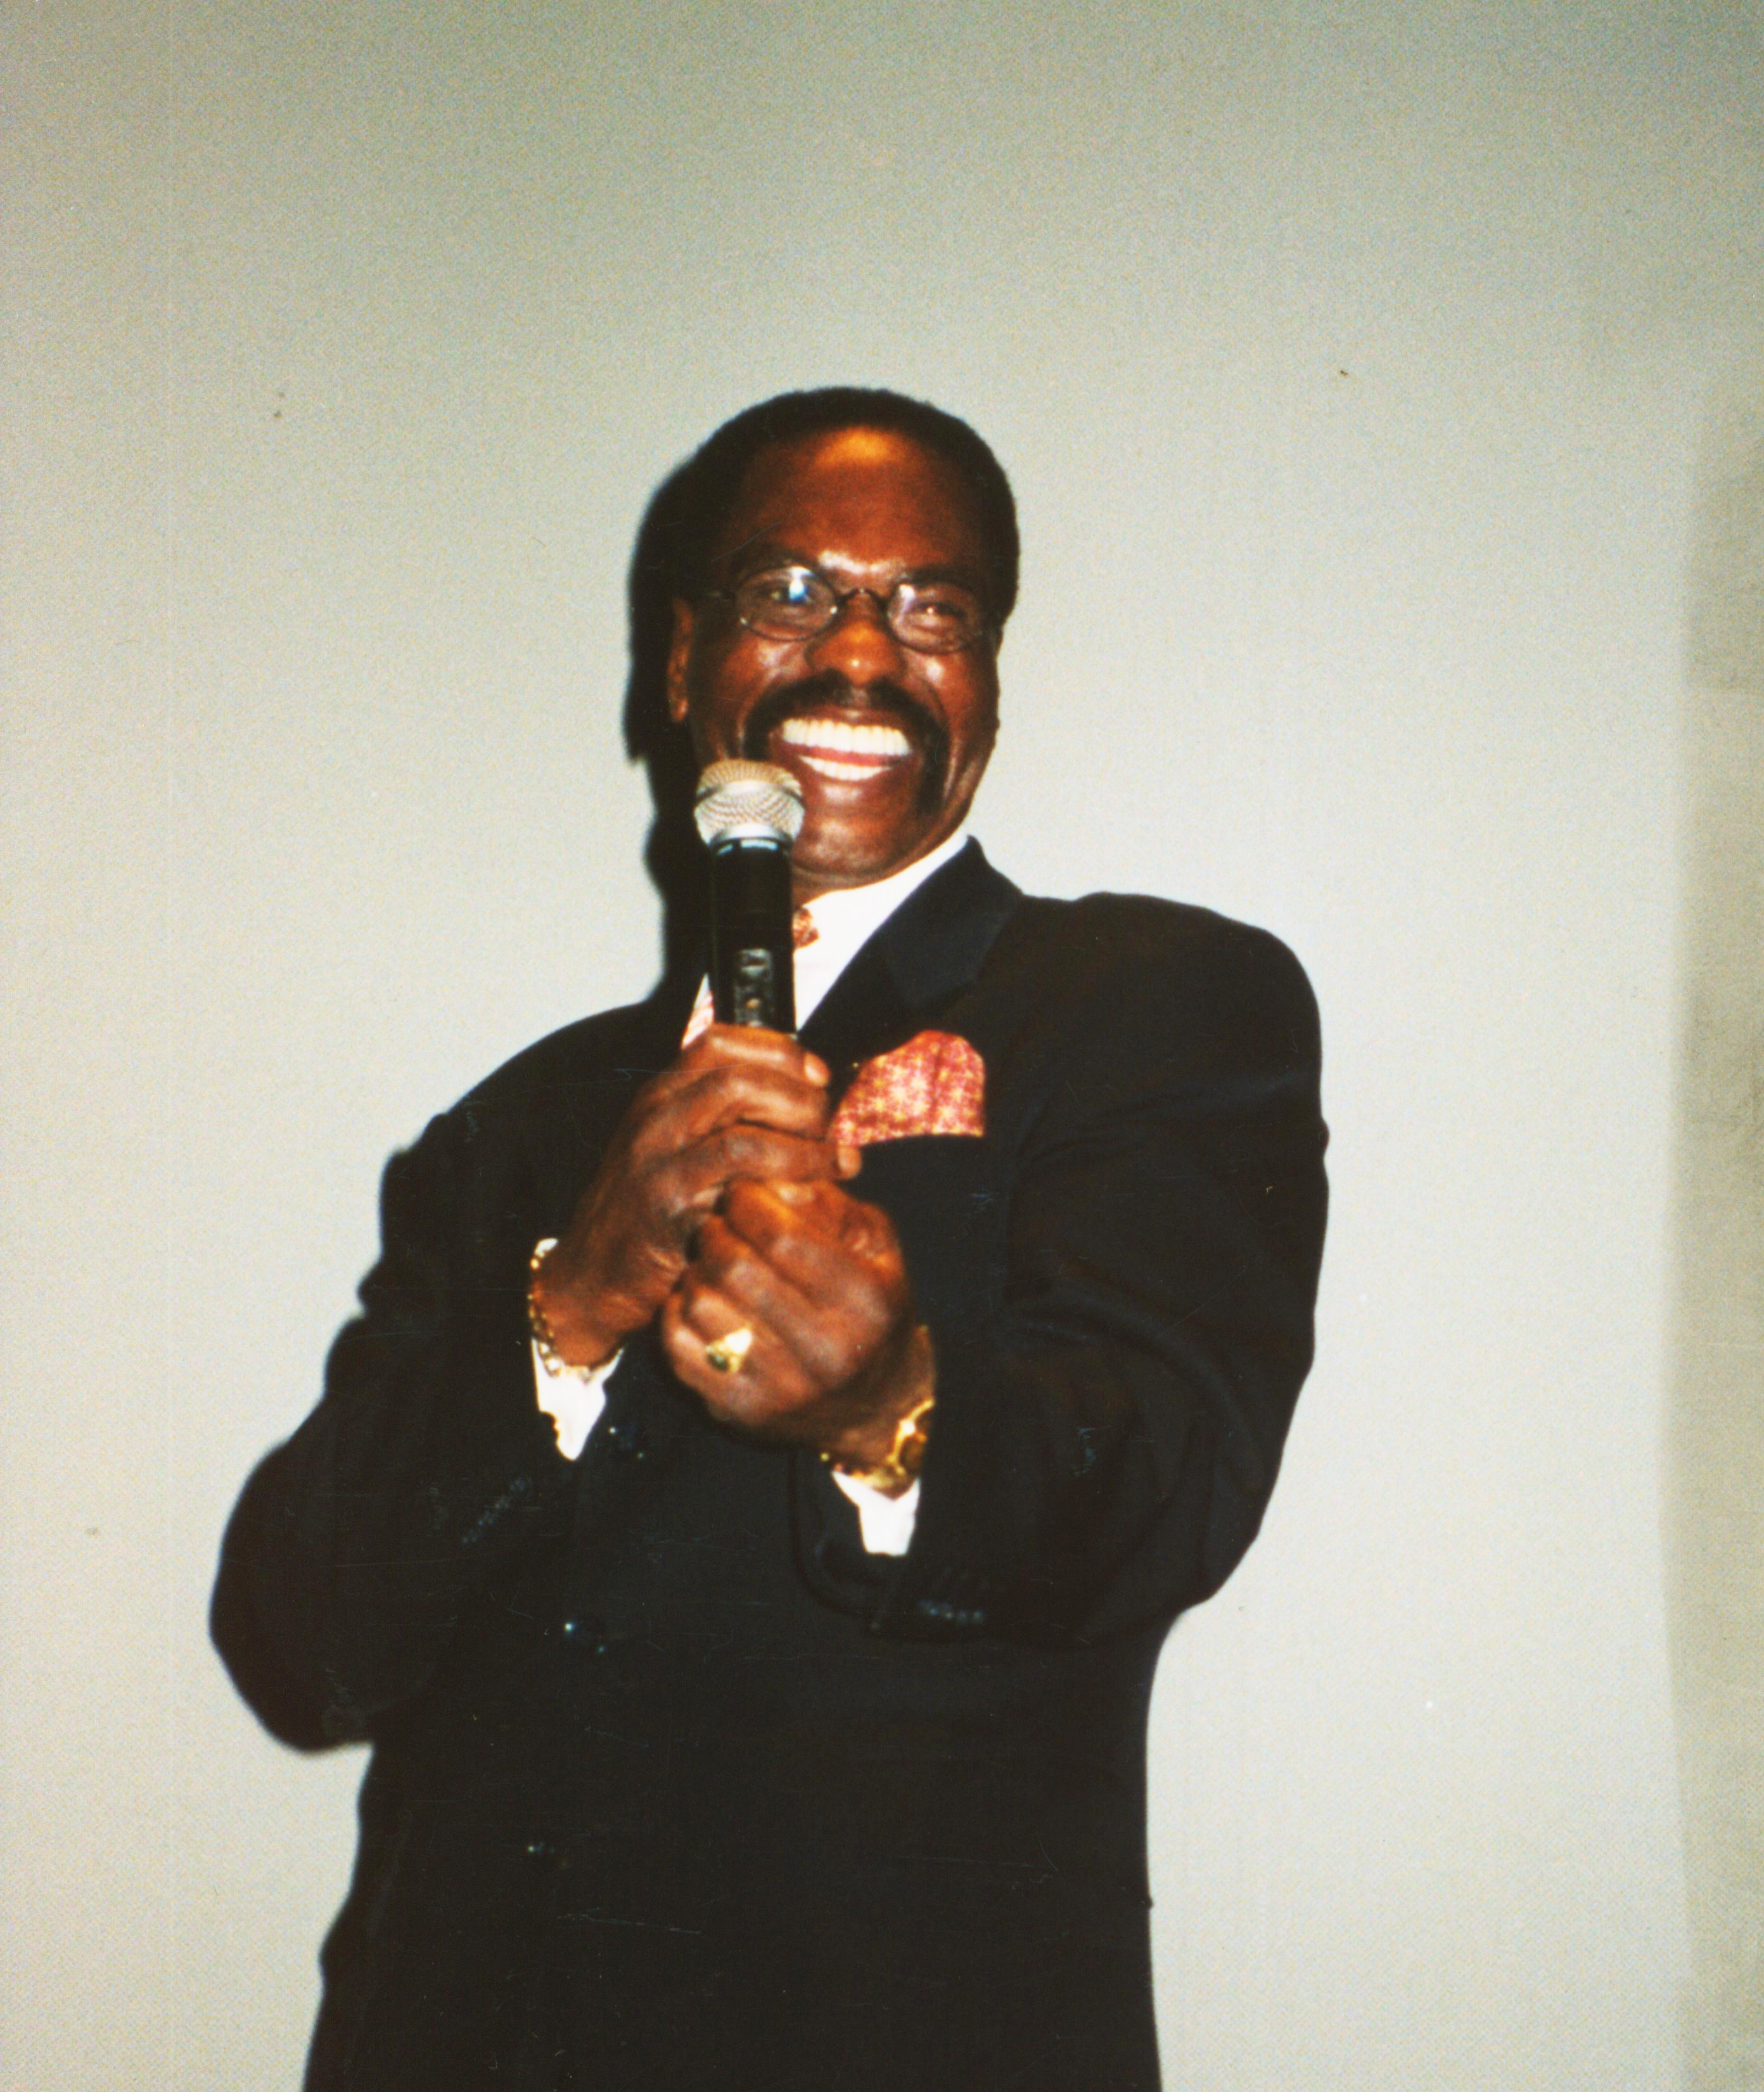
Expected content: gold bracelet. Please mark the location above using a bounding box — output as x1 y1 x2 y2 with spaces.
527 1238 592 1382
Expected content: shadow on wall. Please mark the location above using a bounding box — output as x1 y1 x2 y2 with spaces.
1666 354 1764 2092
623 457 708 985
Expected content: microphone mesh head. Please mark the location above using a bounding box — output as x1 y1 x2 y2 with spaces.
693 760 806 848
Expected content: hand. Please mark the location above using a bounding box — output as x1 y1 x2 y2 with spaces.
659 1178 934 1486
534 1026 859 1368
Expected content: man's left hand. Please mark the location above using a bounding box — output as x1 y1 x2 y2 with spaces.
659 1178 931 1483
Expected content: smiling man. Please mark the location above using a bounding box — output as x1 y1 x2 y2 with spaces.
670 421 999 890
214 388 1328 2092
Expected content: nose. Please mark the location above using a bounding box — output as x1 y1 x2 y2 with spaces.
803 589 907 689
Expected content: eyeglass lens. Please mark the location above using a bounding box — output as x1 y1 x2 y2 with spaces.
731 567 987 654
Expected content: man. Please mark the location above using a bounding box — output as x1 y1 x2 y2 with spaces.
214 386 1327 2092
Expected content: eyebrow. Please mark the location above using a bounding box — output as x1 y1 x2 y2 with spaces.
716 542 987 591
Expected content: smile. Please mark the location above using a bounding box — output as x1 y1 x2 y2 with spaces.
776 715 916 782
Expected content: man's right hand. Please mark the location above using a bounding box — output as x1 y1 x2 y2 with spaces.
530 1025 857 1370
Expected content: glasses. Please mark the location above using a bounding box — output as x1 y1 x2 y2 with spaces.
711 564 992 655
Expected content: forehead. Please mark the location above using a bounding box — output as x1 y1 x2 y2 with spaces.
707 427 988 577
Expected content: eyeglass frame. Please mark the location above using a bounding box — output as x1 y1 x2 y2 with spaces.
703 561 997 656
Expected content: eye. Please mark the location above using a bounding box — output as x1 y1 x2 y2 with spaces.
735 567 831 632
895 583 985 648
758 569 815 608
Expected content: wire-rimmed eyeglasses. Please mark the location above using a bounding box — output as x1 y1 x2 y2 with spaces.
710 564 992 656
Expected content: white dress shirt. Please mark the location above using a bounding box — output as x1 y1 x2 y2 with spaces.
532 826 971 1555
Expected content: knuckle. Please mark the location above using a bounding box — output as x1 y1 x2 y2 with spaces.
722 1177 772 1221
703 1127 745 1177
764 1228 817 1282
709 1062 762 1107
699 1065 737 1109
722 1124 779 1173
693 1237 737 1289
725 1121 762 1163
644 1159 687 1223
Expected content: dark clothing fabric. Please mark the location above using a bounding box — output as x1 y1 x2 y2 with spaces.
213 843 1327 2092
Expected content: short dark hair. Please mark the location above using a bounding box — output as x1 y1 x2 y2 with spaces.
663 386 1019 628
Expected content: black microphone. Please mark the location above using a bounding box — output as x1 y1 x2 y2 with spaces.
694 761 806 1032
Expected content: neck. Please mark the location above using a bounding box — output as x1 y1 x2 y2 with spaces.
793 829 970 908
793 826 970 915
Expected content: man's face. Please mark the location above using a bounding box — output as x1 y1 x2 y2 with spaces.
667 426 1001 899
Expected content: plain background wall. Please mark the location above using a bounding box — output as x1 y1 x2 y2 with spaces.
1668 361 1764 2092
4 3 1760 2086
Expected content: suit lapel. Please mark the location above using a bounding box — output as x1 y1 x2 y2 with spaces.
787 845 1021 1588
800 840 1022 1092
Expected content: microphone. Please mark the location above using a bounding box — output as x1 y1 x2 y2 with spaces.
693 760 806 1032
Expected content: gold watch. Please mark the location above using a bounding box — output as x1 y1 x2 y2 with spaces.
823 1375 936 1497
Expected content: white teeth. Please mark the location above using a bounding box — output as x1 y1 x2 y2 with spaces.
777 717 912 758
798 754 884 781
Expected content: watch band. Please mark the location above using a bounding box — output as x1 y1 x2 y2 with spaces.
822 1379 936 1496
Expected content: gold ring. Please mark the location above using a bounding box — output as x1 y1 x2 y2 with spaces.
703 1326 754 1375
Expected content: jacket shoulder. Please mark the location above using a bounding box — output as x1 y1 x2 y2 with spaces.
454 987 686 1116
1007 886 1303 962
987 890 1319 1056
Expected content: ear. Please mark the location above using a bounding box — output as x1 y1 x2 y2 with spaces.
665 599 696 727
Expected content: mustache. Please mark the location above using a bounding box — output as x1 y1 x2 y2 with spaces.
741 677 951 813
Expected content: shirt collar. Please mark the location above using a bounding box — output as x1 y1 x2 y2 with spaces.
793 826 971 1030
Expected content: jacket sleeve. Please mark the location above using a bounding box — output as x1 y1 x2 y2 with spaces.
862 913 1327 1647
211 1101 573 1749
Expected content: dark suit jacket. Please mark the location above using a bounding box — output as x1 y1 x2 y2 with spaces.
214 841 1327 2092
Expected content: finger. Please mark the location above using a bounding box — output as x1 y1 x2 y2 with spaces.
630 1033 831 1153
724 1179 902 1272
693 1205 904 1386
661 1276 810 1419
638 1136 842 1267
727 1176 847 1230
668 1262 748 1344
684 1213 885 1397
658 1127 843 1219
687 1212 829 1344
660 1285 744 1400
680 1024 831 1088
662 1272 748 1372
652 1066 835 1152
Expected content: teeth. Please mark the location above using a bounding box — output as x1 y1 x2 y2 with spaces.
778 717 912 758
798 754 885 781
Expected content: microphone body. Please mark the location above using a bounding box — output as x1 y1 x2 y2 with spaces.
693 762 807 1034
710 836 795 1031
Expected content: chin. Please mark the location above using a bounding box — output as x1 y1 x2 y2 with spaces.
795 824 930 891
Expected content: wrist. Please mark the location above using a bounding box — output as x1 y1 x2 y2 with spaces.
528 1240 624 1373
821 1326 936 1498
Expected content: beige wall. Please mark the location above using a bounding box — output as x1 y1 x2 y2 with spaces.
1668 361 1764 2092
6 3 1758 2084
